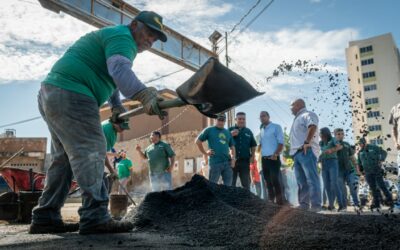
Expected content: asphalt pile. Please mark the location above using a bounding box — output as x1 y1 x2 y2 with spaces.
126 175 400 249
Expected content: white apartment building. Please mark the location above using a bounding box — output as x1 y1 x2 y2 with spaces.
346 33 400 165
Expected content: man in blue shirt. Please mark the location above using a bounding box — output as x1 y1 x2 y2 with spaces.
196 114 236 185
229 112 257 189
259 111 285 204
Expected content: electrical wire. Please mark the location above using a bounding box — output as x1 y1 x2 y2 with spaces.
229 0 262 34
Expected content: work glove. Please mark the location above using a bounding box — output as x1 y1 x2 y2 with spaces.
132 87 167 120
110 105 127 124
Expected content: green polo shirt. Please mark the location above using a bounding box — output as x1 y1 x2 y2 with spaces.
336 141 355 172
102 120 117 152
357 144 387 174
228 126 257 159
145 141 175 174
43 25 138 106
197 126 235 165
319 138 339 160
117 158 133 179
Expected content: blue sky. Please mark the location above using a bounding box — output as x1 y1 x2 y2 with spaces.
0 0 399 150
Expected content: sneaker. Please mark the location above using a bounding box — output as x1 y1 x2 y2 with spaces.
309 207 322 213
337 206 346 212
29 222 79 234
79 219 133 235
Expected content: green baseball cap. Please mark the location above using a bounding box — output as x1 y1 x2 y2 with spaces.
135 11 167 42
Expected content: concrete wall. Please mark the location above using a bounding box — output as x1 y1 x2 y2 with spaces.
0 138 47 172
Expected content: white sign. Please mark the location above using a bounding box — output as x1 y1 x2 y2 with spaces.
184 159 194 174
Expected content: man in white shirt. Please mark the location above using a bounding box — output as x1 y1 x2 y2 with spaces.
389 84 400 210
289 99 321 211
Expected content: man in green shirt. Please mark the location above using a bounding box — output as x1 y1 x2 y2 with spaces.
31 11 168 235
334 128 360 208
116 151 133 194
229 112 257 190
196 114 236 185
357 137 393 209
136 131 175 191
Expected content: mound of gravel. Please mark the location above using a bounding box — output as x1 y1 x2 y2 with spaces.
126 175 400 249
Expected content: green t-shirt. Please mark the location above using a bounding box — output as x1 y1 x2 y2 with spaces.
357 144 387 173
228 126 257 159
102 120 117 152
336 141 355 172
145 141 175 174
117 158 133 179
197 126 235 165
319 138 339 160
43 25 137 106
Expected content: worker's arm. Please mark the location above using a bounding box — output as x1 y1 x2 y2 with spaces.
107 55 146 101
196 139 208 155
135 144 147 160
250 146 256 163
303 125 317 154
393 125 399 150
230 146 236 168
167 156 175 173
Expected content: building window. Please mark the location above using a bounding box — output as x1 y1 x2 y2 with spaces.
365 97 379 105
368 125 382 131
360 45 373 54
355 54 358 59
358 78 360 84
362 71 376 79
364 84 377 92
356 66 359 72
370 138 383 145
361 58 374 66
367 111 380 118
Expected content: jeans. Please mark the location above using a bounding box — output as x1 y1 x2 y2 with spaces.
365 172 393 207
262 157 284 204
397 152 400 206
150 172 172 192
293 149 321 209
253 182 261 197
232 158 250 189
338 169 359 206
33 85 110 230
259 170 268 200
321 158 344 208
209 161 233 186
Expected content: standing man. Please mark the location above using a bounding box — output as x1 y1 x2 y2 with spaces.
229 112 257 189
357 137 393 209
196 114 236 185
389 84 400 210
116 151 133 194
136 131 175 191
289 99 321 211
334 128 360 209
259 111 285 204
30 11 168 235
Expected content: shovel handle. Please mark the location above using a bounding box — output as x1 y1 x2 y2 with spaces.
118 98 186 120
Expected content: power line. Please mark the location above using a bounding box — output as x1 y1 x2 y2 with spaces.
143 68 186 84
218 0 275 55
0 116 42 129
229 0 262 34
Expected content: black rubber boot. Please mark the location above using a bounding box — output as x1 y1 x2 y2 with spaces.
29 222 79 234
79 219 133 235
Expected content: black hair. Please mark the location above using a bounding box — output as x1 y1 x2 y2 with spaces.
320 127 333 141
236 112 246 116
151 131 161 138
260 111 270 117
334 128 344 134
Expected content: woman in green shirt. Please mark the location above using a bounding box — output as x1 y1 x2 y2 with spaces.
319 127 344 211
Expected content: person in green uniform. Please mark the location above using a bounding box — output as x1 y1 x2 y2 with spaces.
136 131 175 191
101 119 129 193
30 11 169 235
357 137 393 209
229 112 257 190
319 127 345 211
196 114 236 185
334 128 360 209
116 151 133 194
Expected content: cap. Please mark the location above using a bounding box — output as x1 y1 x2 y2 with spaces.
216 114 226 121
135 11 167 42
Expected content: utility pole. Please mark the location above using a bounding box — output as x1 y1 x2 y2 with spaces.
225 32 235 127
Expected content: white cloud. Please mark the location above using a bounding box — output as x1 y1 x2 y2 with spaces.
310 0 322 3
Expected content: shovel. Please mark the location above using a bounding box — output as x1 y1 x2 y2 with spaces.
118 58 263 120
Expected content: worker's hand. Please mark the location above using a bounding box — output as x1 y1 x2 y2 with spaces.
206 149 215 156
166 166 173 173
110 105 126 123
132 87 168 120
269 154 278 161
135 144 142 151
231 129 239 137
230 159 236 168
303 143 311 155
107 172 119 181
